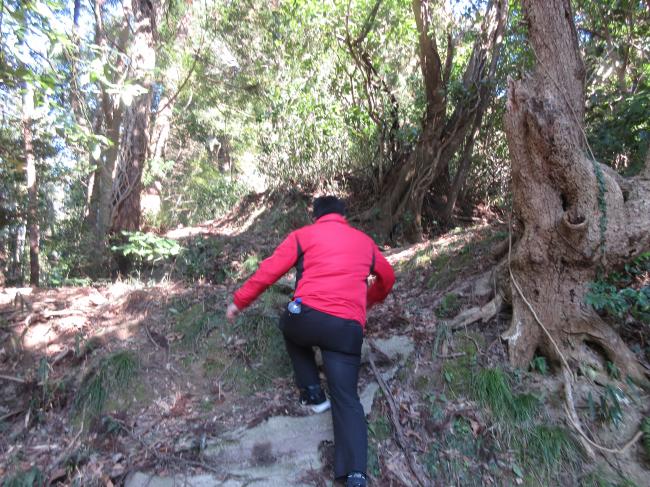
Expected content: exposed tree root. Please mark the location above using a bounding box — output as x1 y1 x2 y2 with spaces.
508 228 647 458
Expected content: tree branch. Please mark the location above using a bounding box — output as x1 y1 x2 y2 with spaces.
412 0 444 114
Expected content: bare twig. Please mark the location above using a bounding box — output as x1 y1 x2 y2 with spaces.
0 409 25 422
0 374 27 383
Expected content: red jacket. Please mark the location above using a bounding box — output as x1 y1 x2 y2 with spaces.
233 214 395 327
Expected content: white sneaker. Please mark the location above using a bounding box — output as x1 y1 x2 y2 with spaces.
308 398 331 414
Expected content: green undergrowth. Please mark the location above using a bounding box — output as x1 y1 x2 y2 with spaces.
171 286 292 395
425 333 584 485
1 466 44 487
581 468 641 487
586 251 650 325
399 225 507 291
74 351 139 421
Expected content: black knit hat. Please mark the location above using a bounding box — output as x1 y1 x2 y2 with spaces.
313 196 346 219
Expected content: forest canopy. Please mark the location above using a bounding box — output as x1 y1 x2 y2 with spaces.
1 0 647 286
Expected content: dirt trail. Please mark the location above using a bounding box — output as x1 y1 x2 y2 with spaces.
4 200 646 485
125 337 414 487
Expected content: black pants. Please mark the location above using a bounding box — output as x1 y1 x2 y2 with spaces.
279 304 366 479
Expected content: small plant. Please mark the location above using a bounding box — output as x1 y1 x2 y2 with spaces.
241 253 261 276
435 293 461 319
74 351 139 418
111 231 183 264
606 361 620 380
368 417 392 442
529 356 548 375
598 385 625 426
2 467 44 487
176 236 224 282
585 252 650 324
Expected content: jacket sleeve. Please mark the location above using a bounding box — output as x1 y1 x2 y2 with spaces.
367 245 395 307
233 231 300 310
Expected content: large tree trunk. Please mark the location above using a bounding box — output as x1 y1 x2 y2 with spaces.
83 0 129 272
22 82 39 287
374 0 507 241
110 0 158 233
503 0 650 381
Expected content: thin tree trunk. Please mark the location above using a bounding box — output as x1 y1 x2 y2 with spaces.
12 225 26 284
148 7 192 176
22 82 39 287
442 120 480 223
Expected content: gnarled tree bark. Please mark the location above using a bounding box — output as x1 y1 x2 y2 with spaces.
503 0 650 381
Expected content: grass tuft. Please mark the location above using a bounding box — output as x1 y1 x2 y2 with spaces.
470 368 540 423
75 351 139 418
435 293 461 318
471 368 514 419
519 425 581 477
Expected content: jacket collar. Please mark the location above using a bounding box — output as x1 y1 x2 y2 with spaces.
315 213 347 224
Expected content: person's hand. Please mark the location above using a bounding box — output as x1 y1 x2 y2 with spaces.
226 302 241 321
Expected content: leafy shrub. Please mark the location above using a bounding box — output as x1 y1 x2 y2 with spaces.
529 356 548 375
156 158 247 228
111 231 183 264
585 252 650 324
175 236 225 282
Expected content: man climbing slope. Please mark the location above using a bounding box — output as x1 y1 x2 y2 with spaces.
226 196 395 487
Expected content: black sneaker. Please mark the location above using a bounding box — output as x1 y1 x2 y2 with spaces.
346 472 367 487
299 384 331 413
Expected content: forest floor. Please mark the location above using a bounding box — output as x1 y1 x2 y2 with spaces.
1 193 649 486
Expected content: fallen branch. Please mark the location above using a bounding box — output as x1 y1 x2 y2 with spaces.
367 339 429 487
51 348 72 366
449 294 502 330
0 374 27 383
438 352 466 359
41 309 85 318
0 409 25 422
